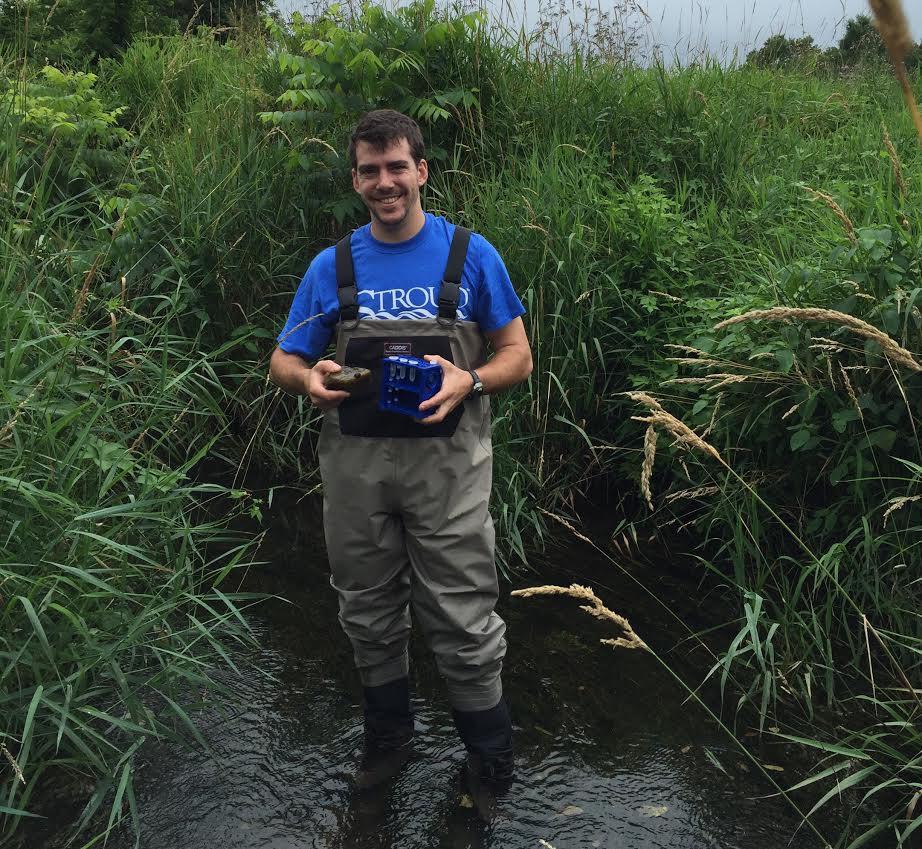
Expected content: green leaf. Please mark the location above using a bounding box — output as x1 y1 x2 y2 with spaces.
857 227 892 251
17 597 53 664
0 805 44 818
774 348 794 373
831 409 859 434
863 428 897 452
774 733 871 759
790 428 812 451
17 685 44 774
802 765 877 820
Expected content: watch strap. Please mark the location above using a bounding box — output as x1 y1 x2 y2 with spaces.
466 369 483 399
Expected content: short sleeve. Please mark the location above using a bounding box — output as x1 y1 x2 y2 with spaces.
276 249 339 360
472 236 525 332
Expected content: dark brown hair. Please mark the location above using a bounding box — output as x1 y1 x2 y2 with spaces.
348 110 425 169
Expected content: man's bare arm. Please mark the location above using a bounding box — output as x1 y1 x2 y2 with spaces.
268 347 348 410
479 316 533 394
418 316 533 424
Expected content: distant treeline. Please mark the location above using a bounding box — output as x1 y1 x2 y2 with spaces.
3 3 918 73
746 13 922 71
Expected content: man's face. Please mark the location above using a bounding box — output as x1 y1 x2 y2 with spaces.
352 138 428 238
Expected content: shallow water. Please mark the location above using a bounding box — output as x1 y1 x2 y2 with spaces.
93 499 838 849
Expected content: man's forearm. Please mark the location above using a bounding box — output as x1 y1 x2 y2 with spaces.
477 344 533 395
478 317 532 396
269 348 312 396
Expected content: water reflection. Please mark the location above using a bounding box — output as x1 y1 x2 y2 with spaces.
105 526 828 849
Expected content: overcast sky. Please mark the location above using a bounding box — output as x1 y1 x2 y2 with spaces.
274 1 922 64
635 0 922 62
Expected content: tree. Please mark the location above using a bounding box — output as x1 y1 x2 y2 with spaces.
0 0 274 61
745 33 819 69
837 14 885 65
80 0 135 58
167 1 272 31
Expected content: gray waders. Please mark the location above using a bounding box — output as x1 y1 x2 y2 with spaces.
319 227 515 803
319 227 509 728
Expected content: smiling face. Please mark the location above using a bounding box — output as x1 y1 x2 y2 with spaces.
352 137 428 243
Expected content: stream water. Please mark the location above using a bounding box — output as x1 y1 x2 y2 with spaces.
20 494 849 849
84 494 840 849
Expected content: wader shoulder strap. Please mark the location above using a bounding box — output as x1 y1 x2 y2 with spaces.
335 232 358 322
437 226 472 321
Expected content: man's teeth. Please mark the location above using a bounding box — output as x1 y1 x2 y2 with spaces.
380 196 399 205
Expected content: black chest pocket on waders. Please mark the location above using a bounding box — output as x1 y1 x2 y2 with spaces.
338 336 464 438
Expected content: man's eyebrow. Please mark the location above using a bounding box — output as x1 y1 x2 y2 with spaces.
357 159 411 173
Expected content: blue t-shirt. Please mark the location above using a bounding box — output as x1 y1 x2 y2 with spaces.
277 213 525 360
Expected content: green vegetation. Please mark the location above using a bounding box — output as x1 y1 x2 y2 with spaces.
0 0 272 61
1 3 920 846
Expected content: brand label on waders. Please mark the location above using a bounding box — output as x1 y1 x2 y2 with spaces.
384 341 412 357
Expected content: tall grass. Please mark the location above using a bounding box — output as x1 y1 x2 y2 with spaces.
0 53 271 844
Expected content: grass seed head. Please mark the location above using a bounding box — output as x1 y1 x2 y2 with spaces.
641 424 657 511
1 741 25 784
839 364 864 419
802 186 856 244
663 484 721 503
882 494 922 526
882 122 908 197
869 0 913 65
511 583 647 650
626 392 723 463
715 307 922 372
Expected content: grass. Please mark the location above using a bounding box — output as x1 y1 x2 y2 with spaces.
0 55 269 845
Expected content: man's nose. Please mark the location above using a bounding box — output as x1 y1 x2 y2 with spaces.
377 170 395 189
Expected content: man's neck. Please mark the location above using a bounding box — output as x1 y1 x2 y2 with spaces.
370 209 427 244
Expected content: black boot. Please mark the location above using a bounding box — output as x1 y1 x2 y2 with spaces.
452 698 515 821
355 677 414 791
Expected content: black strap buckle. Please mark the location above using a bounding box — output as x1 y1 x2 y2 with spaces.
437 280 461 321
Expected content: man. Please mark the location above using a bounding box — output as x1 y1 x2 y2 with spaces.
268 110 532 812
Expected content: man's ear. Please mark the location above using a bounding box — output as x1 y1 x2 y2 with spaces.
417 158 429 186
352 168 359 193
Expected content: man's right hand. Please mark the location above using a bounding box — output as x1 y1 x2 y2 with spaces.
307 360 349 410
268 349 348 409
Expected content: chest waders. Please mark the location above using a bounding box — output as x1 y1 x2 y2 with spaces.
317 227 507 715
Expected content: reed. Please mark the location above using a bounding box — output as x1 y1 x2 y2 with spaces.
0 53 265 844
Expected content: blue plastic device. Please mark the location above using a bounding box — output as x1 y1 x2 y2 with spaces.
379 355 443 418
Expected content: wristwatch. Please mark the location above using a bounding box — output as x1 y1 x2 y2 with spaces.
466 369 484 400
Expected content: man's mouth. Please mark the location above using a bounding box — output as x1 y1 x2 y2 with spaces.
376 195 401 207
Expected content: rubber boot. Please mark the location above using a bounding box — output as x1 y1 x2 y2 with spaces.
452 698 515 822
355 677 414 791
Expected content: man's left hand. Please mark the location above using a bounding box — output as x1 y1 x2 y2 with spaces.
417 355 474 425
